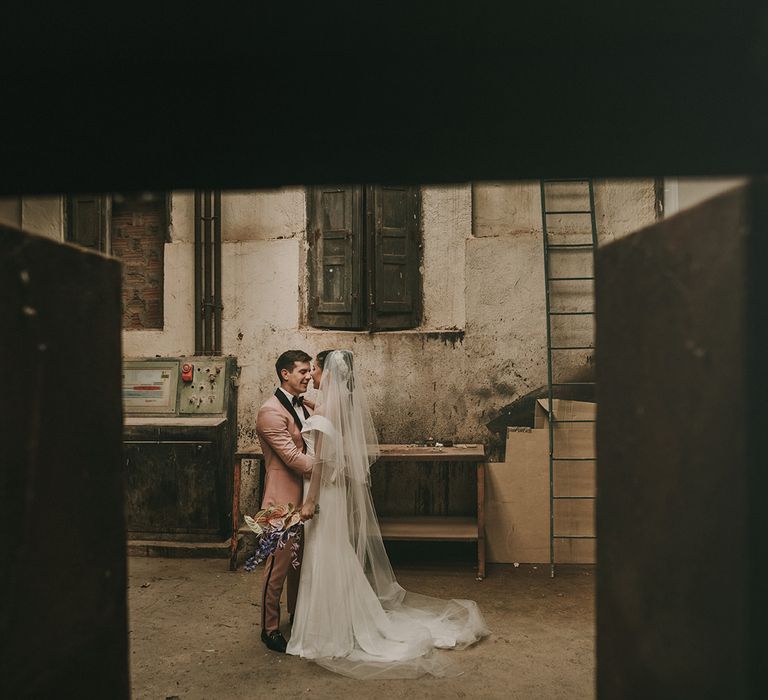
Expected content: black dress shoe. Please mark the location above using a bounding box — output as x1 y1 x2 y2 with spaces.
261 629 287 653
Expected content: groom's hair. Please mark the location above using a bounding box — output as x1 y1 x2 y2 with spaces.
275 350 312 382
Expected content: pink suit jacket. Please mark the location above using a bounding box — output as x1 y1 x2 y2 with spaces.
256 394 314 509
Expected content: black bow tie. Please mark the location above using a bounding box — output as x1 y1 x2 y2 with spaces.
292 395 304 407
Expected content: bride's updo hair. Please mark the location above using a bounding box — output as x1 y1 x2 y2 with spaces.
326 350 355 394
315 349 336 370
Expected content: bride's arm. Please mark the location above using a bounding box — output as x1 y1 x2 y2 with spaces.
300 432 324 520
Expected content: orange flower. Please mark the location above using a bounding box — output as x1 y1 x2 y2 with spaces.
252 503 300 532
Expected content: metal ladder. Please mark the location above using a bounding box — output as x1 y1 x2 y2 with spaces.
540 178 598 578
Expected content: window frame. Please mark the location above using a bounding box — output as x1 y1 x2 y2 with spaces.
65 193 111 253
307 184 422 332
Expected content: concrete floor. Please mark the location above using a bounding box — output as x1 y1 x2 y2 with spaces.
128 557 595 700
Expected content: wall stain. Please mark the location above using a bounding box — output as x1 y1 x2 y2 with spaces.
424 330 465 348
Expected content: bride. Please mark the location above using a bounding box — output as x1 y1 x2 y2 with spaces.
286 350 489 678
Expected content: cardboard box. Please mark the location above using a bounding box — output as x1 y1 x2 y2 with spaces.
534 397 596 429
486 427 550 563
486 399 596 564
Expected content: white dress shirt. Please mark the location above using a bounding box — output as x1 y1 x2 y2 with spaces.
279 387 305 429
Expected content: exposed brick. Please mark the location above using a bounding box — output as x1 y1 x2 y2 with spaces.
111 196 166 329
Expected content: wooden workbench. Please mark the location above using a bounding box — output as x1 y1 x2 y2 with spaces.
376 444 487 580
230 443 487 579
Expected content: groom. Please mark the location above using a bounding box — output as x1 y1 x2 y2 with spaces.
255 349 314 653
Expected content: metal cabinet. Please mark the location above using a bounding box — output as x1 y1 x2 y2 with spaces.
122 356 238 545
124 440 218 535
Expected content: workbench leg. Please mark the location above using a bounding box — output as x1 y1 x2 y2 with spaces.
229 457 242 571
477 461 486 580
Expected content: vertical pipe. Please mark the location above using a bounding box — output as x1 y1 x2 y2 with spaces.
194 190 202 355
203 190 213 354
540 179 556 578
213 190 222 355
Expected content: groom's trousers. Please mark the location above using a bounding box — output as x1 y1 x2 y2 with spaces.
261 541 302 632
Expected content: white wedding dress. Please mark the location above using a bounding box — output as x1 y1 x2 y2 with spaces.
286 352 489 679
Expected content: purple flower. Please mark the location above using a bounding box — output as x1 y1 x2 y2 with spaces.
244 521 303 572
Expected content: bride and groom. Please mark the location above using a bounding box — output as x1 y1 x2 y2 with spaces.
255 349 488 678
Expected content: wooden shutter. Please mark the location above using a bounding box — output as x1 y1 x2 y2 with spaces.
66 194 107 252
308 185 364 329
369 185 421 330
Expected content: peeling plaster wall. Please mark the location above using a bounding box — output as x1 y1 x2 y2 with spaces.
421 186 468 329
594 179 658 242
0 180 661 526
0 196 21 229
0 195 64 239
21 196 64 240
117 181 656 512
471 179 657 390
120 180 655 442
664 176 747 217
210 185 472 449
220 186 475 450
222 189 306 241
0 183 655 451
473 179 656 240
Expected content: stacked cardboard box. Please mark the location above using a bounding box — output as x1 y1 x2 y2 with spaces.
486 399 596 564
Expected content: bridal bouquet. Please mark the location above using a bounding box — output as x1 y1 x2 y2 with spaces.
243 503 303 572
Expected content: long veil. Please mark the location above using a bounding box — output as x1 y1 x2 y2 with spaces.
289 350 489 679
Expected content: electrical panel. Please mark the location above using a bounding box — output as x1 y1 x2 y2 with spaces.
122 357 235 416
178 360 227 414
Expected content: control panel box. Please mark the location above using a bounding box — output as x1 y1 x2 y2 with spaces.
122 355 239 540
122 361 179 414
122 356 237 416
178 359 228 414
